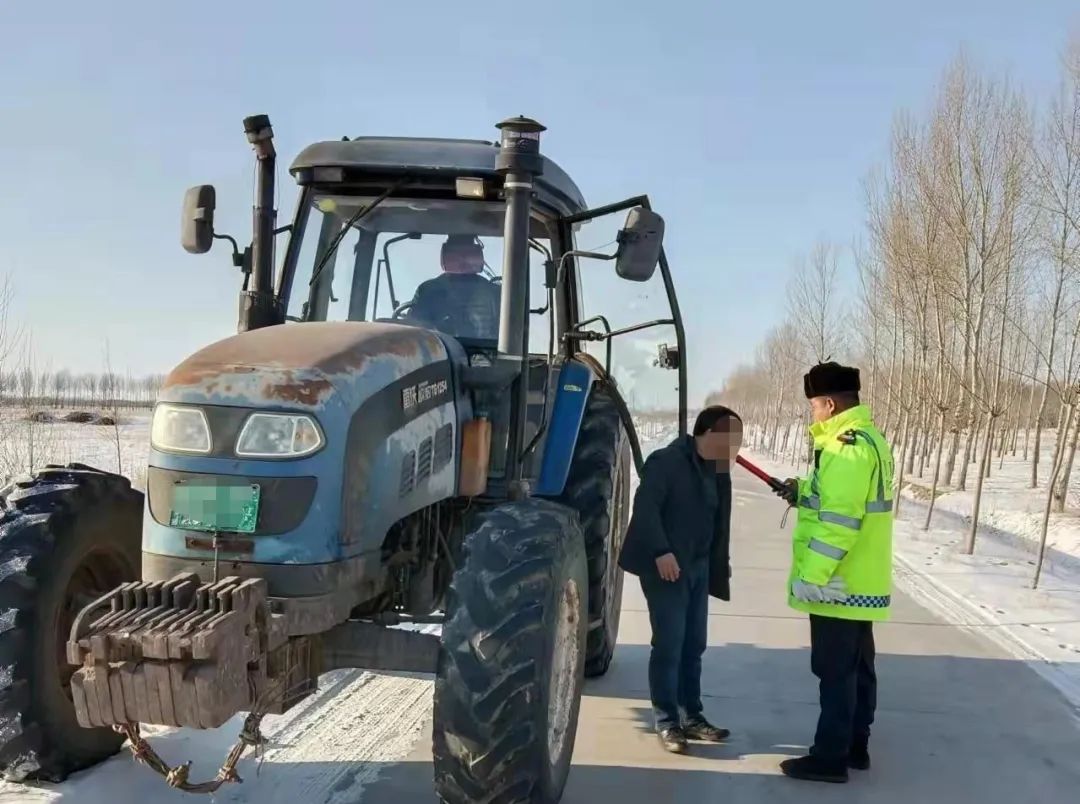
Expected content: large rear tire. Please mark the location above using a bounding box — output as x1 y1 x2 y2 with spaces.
560 385 630 678
0 464 142 782
433 499 588 804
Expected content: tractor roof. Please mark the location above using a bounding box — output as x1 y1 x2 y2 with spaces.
290 137 587 217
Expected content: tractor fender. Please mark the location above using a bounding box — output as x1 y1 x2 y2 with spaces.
534 360 596 496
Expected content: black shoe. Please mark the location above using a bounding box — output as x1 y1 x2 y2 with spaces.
780 754 849 783
658 726 688 754
849 741 870 770
682 717 730 743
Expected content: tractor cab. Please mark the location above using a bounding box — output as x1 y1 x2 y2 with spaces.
183 119 687 496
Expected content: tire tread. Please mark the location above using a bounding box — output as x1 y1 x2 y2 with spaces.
559 385 629 676
0 464 141 782
433 499 585 804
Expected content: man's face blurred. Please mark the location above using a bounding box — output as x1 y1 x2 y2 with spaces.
696 418 743 466
809 396 836 424
442 244 484 274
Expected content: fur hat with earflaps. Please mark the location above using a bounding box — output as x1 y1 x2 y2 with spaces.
803 362 860 399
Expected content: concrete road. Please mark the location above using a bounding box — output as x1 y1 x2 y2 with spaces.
367 471 1080 803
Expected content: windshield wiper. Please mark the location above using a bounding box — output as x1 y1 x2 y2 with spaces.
308 180 404 291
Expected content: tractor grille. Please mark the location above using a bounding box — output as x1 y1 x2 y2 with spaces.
417 437 434 484
399 450 416 497
433 423 453 472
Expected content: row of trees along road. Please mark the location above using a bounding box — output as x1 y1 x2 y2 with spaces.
0 367 165 411
713 45 1080 589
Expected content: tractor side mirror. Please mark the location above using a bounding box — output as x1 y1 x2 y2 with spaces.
615 207 664 282
181 185 217 254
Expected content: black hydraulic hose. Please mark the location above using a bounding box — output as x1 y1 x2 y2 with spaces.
603 379 646 478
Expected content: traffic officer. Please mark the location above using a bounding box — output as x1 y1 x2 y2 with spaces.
773 362 894 784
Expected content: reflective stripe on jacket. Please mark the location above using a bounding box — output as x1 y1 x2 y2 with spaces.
788 404 895 622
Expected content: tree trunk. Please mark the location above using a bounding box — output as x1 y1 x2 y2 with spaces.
893 408 912 520
1034 402 1077 588
965 412 996 554
916 407 930 478
923 406 949 530
944 425 961 487
883 317 900 435
896 327 911 474
1053 401 1079 514
958 408 977 491
1024 385 1037 462
1032 382 1054 489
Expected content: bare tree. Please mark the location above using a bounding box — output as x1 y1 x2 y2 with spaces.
712 47 1080 589
786 239 843 365
1029 40 1080 490
101 345 123 474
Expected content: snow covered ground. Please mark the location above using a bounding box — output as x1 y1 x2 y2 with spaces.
0 409 151 489
746 440 1080 712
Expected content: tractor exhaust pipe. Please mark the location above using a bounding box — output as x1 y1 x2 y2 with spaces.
495 116 545 492
239 114 279 332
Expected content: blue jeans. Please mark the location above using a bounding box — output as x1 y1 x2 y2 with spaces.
640 560 710 730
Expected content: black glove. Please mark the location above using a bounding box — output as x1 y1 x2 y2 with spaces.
772 478 798 507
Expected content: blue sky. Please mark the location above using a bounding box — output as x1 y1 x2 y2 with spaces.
1 1 1077 403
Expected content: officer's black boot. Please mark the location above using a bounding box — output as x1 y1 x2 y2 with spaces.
849 737 870 770
780 754 849 784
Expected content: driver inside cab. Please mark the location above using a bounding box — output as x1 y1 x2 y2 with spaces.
405 234 501 340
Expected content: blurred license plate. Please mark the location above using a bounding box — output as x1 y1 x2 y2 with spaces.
169 484 260 534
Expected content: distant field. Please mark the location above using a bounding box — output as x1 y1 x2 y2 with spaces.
0 408 151 489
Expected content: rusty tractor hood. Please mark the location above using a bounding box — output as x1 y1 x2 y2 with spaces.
161 321 449 410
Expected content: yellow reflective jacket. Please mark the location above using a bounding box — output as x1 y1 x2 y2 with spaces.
788 405 895 622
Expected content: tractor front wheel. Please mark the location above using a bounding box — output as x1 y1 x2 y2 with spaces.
433 499 588 804
0 464 142 782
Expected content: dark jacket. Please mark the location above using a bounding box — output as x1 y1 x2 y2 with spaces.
618 435 733 601
407 273 501 340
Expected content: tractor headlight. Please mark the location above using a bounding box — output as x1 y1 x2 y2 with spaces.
151 404 212 454
236 413 324 458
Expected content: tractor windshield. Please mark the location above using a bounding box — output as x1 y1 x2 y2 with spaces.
282 190 553 349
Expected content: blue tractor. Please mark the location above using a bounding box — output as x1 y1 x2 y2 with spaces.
0 115 687 802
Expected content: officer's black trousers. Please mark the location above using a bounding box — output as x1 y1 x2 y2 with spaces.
809 614 877 762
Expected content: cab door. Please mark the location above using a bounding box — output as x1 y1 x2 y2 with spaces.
557 197 687 438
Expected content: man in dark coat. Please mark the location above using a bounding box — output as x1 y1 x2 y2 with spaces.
618 405 742 753
406 235 501 340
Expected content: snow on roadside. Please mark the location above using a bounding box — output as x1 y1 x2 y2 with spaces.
745 446 1080 712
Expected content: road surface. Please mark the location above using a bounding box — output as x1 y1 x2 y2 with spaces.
366 469 1080 804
